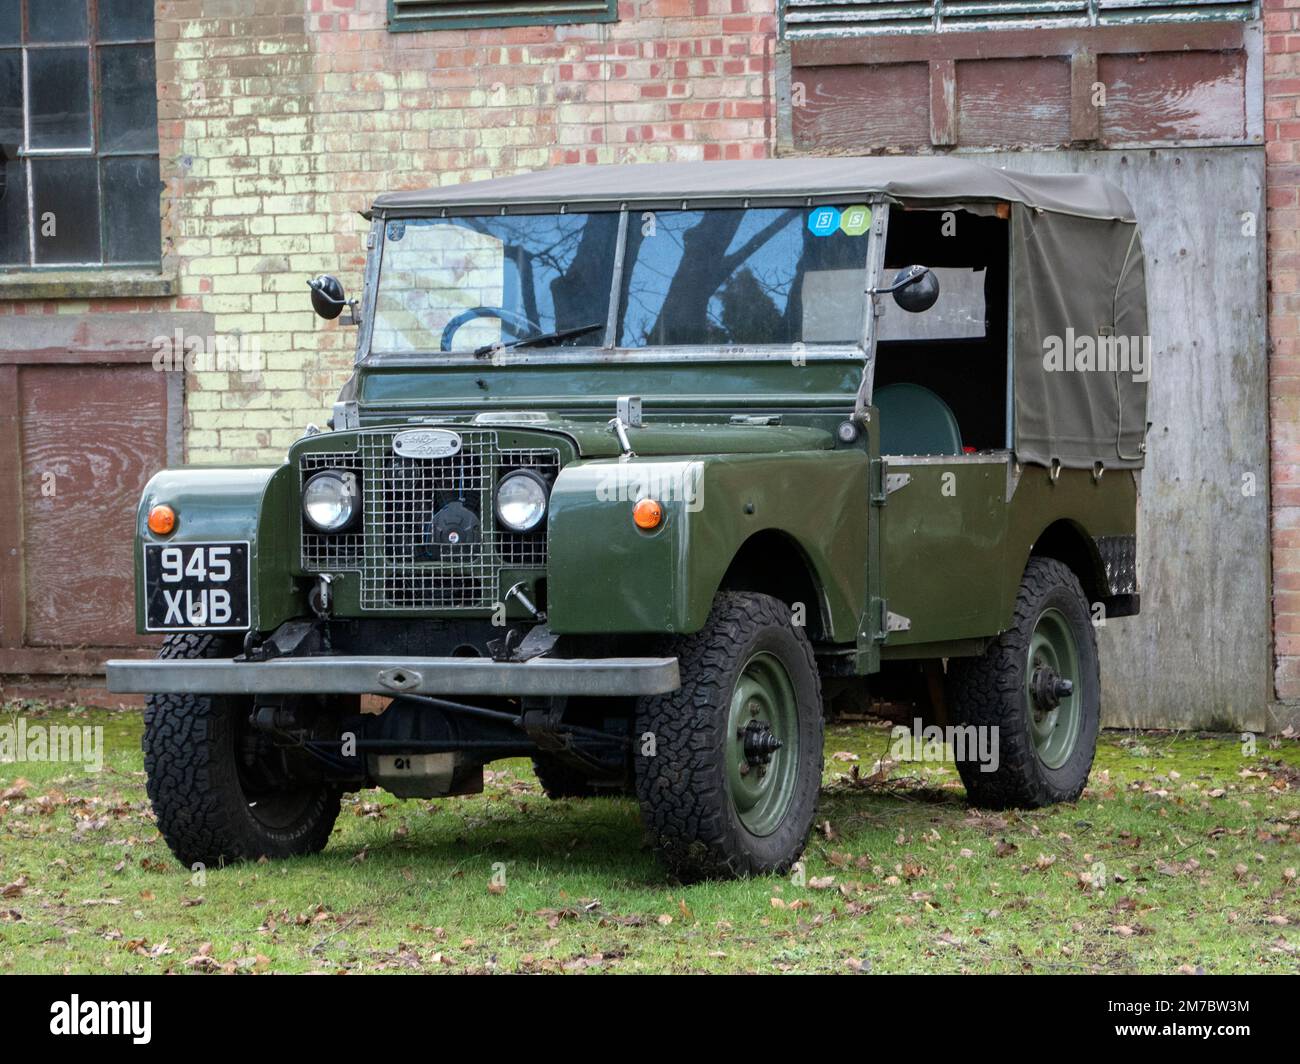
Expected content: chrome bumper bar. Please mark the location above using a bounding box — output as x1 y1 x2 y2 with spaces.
105 655 681 698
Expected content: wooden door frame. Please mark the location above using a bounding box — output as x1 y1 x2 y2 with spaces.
0 346 182 676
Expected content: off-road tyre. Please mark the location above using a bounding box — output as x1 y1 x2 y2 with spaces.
634 592 823 881
143 633 340 868
948 557 1100 809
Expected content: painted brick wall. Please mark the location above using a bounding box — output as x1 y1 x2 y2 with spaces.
151 0 776 463
1265 0 1300 700
0 1 774 459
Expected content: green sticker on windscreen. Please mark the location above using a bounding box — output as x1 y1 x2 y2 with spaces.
839 205 871 236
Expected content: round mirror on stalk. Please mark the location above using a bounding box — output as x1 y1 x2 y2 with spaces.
890 265 940 314
308 275 347 320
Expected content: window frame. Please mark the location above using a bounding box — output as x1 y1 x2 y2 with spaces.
360 202 879 366
386 0 618 34
779 0 1260 39
0 0 161 271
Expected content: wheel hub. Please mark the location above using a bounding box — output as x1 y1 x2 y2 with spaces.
725 653 800 837
1029 663 1073 712
741 718 783 767
1024 607 1083 770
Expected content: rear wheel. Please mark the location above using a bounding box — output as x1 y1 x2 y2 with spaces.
634 592 823 881
143 633 340 868
948 557 1100 808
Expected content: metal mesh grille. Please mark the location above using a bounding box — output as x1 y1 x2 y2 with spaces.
300 430 558 610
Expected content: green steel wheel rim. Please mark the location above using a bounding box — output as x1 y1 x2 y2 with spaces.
1025 607 1082 770
725 651 800 837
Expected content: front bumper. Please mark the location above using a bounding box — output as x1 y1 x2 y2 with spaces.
105 654 680 698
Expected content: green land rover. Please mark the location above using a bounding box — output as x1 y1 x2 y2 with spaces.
107 156 1148 881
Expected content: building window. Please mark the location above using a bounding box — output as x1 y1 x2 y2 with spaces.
0 0 160 269
388 0 618 33
781 0 1259 38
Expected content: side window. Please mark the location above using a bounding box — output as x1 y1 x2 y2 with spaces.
877 266 988 342
0 0 160 268
873 209 1011 451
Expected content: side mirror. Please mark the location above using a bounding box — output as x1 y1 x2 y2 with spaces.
890 265 940 314
308 275 347 321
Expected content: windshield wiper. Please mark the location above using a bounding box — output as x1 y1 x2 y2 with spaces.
474 322 603 358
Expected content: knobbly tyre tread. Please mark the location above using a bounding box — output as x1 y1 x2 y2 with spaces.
948 557 1100 810
143 633 340 868
634 591 823 881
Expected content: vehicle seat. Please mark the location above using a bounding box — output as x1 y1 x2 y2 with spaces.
873 383 963 456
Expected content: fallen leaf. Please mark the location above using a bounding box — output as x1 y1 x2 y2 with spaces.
0 779 30 801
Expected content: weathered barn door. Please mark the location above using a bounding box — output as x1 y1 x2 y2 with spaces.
779 12 1271 728
0 327 183 696
982 148 1270 731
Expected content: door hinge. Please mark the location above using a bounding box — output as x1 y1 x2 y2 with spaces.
871 461 912 505
876 599 911 641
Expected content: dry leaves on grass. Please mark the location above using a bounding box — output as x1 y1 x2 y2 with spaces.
0 778 30 801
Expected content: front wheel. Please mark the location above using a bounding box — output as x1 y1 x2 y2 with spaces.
143 633 341 868
948 557 1100 808
634 592 824 881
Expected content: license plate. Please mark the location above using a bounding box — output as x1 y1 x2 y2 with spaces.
143 542 250 632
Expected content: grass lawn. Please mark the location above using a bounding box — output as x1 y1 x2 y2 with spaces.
1 701 1297 974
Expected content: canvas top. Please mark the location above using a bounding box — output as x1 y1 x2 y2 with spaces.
370 156 1138 223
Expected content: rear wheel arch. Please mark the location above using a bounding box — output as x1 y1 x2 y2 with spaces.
1026 519 1109 617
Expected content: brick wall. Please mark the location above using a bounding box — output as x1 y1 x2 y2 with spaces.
151 0 776 464
1266 0 1300 700
0 0 775 460
4 0 1294 710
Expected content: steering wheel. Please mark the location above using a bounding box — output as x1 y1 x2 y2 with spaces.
440 306 541 353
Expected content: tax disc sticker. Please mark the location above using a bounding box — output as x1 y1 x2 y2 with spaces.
839 205 872 236
807 206 841 237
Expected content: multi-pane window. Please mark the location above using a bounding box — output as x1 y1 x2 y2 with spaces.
781 0 1259 38
0 0 160 268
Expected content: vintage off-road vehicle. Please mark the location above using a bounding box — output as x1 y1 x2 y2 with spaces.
108 157 1148 880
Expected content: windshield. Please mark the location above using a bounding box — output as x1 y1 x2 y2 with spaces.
372 213 620 355
370 205 871 356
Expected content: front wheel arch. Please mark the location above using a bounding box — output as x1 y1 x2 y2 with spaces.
710 529 832 642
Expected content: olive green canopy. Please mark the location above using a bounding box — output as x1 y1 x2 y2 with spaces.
370 156 1136 222
1011 205 1149 471
367 156 1148 470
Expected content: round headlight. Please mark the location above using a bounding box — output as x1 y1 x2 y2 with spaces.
303 470 359 532
495 469 548 532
